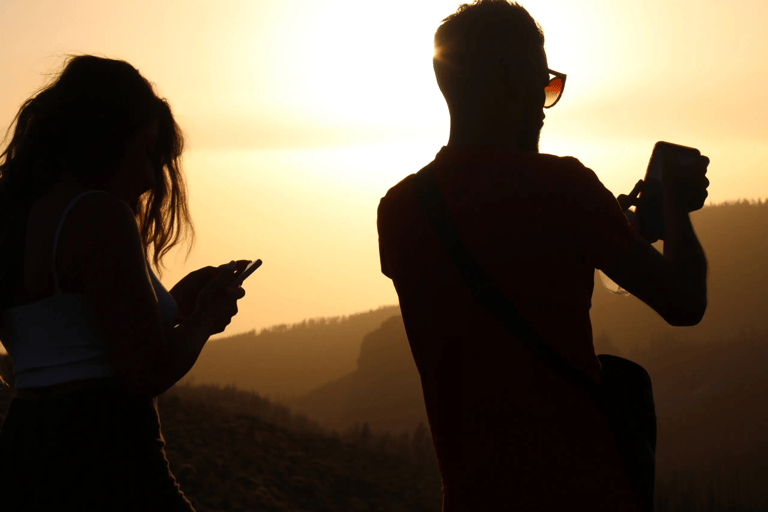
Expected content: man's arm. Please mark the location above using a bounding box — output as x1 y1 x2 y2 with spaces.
603 157 709 326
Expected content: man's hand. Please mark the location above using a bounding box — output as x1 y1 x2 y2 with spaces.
606 156 710 326
618 180 659 244
170 260 251 324
662 153 710 213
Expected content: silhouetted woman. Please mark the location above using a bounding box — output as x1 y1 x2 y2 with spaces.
0 55 250 511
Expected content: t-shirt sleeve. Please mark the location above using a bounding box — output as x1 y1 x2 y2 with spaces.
561 158 636 270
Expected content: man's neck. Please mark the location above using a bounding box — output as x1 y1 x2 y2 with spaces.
446 134 519 148
446 120 537 152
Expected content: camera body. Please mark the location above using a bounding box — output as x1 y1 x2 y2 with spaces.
636 141 701 240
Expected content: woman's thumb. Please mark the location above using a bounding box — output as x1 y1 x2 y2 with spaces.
215 261 236 280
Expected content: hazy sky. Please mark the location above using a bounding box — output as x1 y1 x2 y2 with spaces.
1 0 766 338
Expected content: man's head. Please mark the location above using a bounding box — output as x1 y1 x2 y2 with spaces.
434 0 549 151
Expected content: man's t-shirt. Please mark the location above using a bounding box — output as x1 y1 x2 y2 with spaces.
377 145 645 511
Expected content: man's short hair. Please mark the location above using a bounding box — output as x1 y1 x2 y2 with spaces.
433 0 545 111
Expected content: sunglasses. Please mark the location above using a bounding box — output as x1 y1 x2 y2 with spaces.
544 69 567 108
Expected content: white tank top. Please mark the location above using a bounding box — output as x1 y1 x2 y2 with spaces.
0 190 178 389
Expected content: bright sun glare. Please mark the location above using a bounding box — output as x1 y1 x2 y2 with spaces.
294 5 447 129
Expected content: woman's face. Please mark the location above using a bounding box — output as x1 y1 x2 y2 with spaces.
109 120 160 208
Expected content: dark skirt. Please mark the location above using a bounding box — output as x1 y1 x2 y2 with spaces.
0 382 195 512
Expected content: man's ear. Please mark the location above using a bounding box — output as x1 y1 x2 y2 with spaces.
496 58 526 101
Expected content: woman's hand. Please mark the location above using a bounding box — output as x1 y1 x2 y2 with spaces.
192 261 248 336
170 260 250 324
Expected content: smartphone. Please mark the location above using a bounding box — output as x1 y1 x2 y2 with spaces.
637 141 701 240
232 259 262 287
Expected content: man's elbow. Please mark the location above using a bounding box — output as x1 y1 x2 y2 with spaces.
664 299 707 326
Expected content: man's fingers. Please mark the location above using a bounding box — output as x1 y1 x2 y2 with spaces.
617 180 646 211
617 194 631 211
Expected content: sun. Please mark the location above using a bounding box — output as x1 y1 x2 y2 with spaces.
290 3 450 130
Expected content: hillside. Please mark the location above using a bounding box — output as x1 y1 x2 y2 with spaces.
288 315 425 434
156 394 442 512
126 383 768 512
0 379 442 512
2 377 766 511
178 305 400 399
286 308 768 474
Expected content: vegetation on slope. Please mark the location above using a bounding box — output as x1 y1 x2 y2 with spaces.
2 364 767 510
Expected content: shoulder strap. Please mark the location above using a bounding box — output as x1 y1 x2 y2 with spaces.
52 190 108 294
411 163 606 406
412 163 656 511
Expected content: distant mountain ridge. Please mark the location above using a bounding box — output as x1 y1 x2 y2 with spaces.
179 305 400 399
287 315 425 434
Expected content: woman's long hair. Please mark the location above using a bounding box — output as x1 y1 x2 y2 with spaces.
0 55 195 312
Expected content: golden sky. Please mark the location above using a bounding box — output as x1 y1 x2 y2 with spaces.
1 0 766 337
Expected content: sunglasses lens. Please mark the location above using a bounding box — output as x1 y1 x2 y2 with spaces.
544 77 563 107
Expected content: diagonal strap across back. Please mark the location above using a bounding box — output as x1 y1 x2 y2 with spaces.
412 163 606 403
412 162 656 511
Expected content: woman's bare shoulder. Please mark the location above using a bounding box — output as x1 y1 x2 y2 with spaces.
11 187 132 305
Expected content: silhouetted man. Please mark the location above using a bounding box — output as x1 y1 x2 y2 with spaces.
377 1 709 511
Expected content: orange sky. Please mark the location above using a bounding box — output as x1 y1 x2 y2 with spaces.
1 0 766 338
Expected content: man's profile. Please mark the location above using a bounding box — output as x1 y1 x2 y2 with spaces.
377 1 708 510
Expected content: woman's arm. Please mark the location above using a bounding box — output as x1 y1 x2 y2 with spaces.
68 193 214 397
